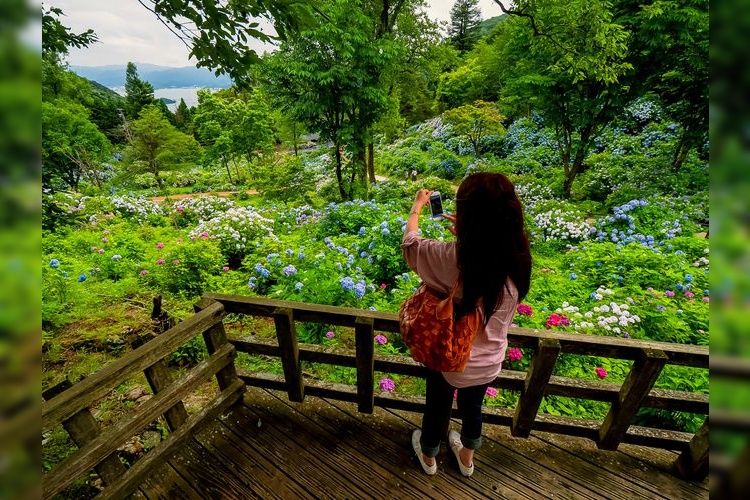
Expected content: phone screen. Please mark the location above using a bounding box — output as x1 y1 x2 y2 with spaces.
429 192 443 218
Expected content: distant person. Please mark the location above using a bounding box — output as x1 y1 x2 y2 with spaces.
401 173 532 477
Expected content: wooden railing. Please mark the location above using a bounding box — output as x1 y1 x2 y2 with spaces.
199 292 709 481
41 301 245 500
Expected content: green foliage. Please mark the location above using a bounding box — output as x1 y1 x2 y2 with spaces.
443 100 505 156
449 0 482 53
124 62 156 119
254 154 320 204
124 105 201 189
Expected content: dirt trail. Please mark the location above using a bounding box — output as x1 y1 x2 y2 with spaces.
149 190 258 202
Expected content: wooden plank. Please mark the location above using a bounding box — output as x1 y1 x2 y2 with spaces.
139 462 203 500
232 338 706 414
43 343 236 499
599 348 668 450
222 398 375 498
194 419 307 499
508 327 707 368
257 390 455 499
273 308 304 403
202 293 708 366
96 378 244 500
512 338 560 438
675 419 709 480
42 381 127 487
355 316 375 414
243 390 440 499
202 322 240 391
43 301 225 431
131 337 188 432
710 356 750 379
534 430 708 499
203 292 401 332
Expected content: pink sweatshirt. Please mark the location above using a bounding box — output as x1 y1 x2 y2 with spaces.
401 230 518 388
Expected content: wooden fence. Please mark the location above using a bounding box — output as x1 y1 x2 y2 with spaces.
199 292 709 480
42 293 709 498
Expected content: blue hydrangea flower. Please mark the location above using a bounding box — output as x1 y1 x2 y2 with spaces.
78 273 87 282
354 282 366 299
266 252 279 262
360 251 367 258
294 282 303 291
569 273 577 280
283 265 297 276
358 227 367 235
285 249 294 257
676 283 684 291
340 277 355 292
684 274 694 283
111 254 122 261
401 273 410 281
49 259 60 268
298 252 305 261
248 277 257 288
381 228 390 236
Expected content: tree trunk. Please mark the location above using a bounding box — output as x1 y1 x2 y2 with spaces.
672 137 691 171
368 142 375 183
563 131 592 198
334 144 347 201
223 157 233 183
153 163 163 189
293 122 298 156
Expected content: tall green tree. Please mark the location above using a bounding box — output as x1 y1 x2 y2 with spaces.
124 62 156 119
192 88 274 183
124 105 200 188
449 0 482 53
261 0 401 200
493 0 633 198
174 98 192 132
42 102 110 190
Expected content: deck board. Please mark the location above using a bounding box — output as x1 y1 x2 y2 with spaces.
140 387 708 499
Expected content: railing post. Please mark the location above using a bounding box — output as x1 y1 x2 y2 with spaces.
674 418 709 479
194 300 242 392
511 338 561 437
355 316 375 414
42 380 127 486
131 337 189 431
598 348 668 450
273 307 304 402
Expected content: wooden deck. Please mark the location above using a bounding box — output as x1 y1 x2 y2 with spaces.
140 386 709 499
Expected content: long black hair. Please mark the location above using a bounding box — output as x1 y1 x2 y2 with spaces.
454 173 532 320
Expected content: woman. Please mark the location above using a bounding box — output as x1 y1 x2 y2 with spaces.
402 172 531 477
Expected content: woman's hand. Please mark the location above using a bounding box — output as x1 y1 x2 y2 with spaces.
413 189 431 209
442 213 456 236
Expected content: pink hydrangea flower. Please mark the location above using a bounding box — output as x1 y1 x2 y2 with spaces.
101 237 108 243
98 249 105 254
374 334 388 345
156 242 164 249
222 266 230 271
702 297 709 303
325 331 335 339
91 246 98 252
516 303 533 316
140 269 148 276
665 290 675 297
507 347 523 362
685 291 695 298
200 231 209 239
485 387 498 398
380 283 387 289
545 313 569 329
379 378 395 392
595 367 608 379
157 259 165 265
172 260 180 265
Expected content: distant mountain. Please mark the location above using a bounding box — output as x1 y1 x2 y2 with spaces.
71 63 233 89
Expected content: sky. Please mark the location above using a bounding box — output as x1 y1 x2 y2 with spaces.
53 0 508 68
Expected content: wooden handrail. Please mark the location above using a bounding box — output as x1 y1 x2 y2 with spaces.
202 293 709 481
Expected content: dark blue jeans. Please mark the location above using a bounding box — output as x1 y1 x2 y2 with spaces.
419 369 488 457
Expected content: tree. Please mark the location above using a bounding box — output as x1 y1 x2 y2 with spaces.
492 0 633 198
192 88 274 183
449 0 482 53
124 62 156 119
260 0 401 200
124 105 200 188
139 0 318 85
42 6 97 62
443 100 505 156
42 102 111 190
174 98 192 132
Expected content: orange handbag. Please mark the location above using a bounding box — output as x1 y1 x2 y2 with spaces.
398 282 482 372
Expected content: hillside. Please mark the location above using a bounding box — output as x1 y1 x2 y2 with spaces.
71 63 233 89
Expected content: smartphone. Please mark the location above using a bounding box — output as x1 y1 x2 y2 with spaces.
429 191 444 219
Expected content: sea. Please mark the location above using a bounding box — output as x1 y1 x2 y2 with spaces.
110 87 222 112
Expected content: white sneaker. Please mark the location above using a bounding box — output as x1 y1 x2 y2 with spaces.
448 430 474 477
411 429 437 475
